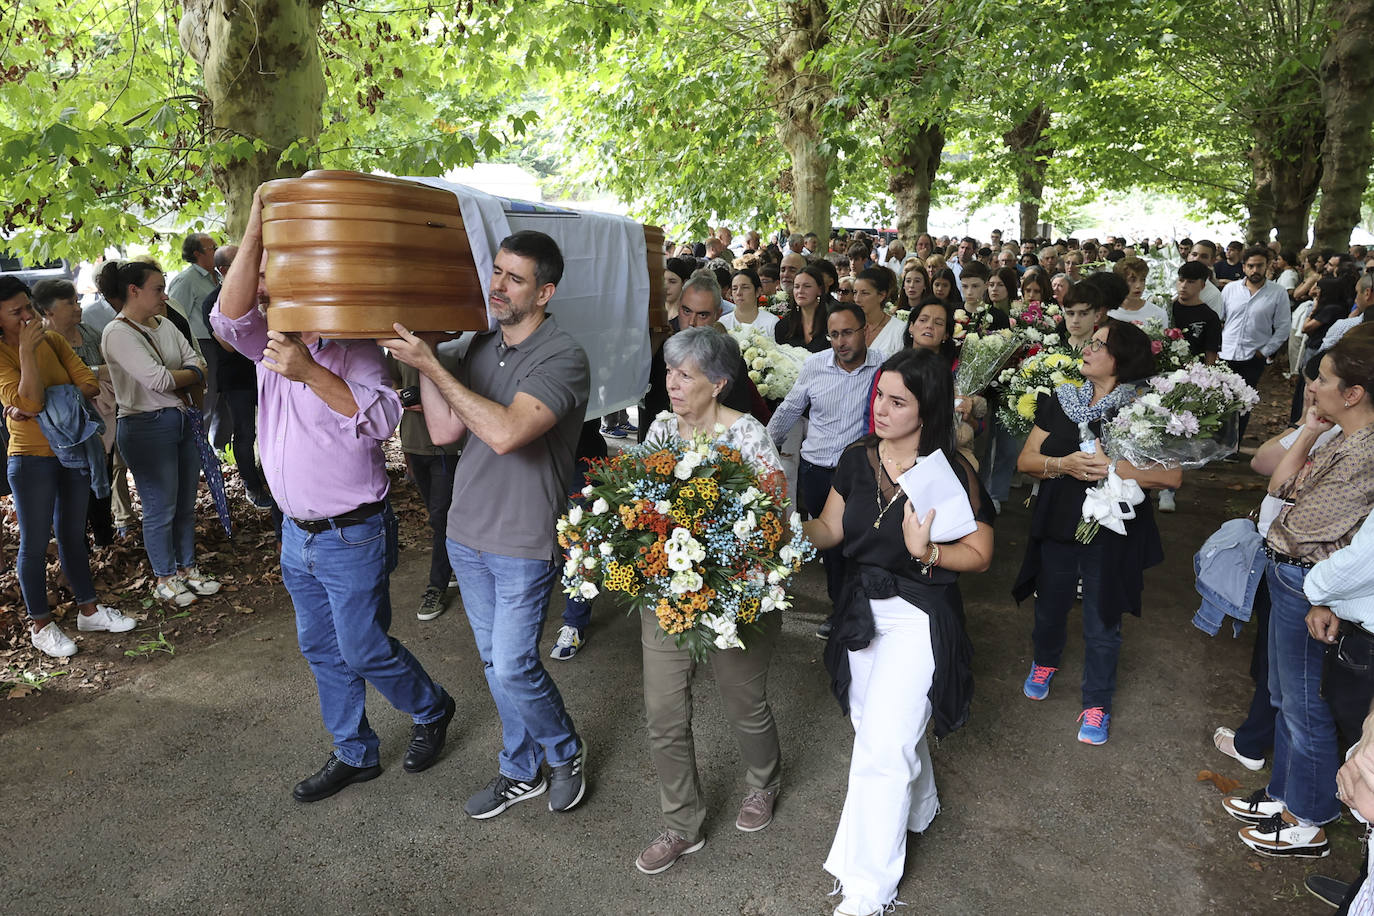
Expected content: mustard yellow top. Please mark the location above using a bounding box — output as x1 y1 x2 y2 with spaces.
0 330 98 457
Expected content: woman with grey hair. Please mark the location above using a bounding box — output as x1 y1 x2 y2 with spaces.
634 325 788 877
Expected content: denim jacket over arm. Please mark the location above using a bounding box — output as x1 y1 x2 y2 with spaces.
1192 517 1265 637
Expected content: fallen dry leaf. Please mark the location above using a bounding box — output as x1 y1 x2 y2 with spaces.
1197 770 1241 794
233 606 255 615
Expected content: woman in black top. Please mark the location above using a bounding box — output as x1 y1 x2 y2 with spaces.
774 264 832 352
1014 320 1180 745
804 348 995 916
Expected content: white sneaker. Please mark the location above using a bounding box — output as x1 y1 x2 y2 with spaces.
1159 489 1176 513
154 578 197 607
180 567 221 596
549 625 584 661
31 621 78 658
834 899 881 916
77 604 137 632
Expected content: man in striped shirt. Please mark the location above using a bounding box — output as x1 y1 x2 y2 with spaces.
767 302 887 634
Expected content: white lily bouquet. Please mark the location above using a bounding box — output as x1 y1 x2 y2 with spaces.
955 328 1020 396
728 325 809 399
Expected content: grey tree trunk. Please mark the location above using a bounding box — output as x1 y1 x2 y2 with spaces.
180 0 326 239
767 0 834 240
1004 105 1052 241
884 122 944 240
1313 0 1374 250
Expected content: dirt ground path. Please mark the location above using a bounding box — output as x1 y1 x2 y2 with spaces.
0 369 1353 914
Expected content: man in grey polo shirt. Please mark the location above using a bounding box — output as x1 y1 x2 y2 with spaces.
384 230 589 821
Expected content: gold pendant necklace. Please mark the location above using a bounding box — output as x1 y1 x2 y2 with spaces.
873 446 909 528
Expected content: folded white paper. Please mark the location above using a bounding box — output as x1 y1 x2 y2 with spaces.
896 449 979 543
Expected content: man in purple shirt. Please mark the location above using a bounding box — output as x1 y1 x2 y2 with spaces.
212 192 454 803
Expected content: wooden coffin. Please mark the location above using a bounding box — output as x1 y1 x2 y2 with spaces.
259 170 488 337
261 169 667 340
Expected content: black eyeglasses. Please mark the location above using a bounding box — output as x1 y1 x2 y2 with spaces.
1086 338 1107 352
827 328 860 340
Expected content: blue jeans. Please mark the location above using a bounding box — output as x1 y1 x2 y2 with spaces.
798 458 845 606
281 507 448 768
982 414 1022 505
8 455 96 620
448 540 580 780
1032 539 1121 712
1265 559 1341 825
116 408 200 577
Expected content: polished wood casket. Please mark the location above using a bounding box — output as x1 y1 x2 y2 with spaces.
260 169 666 339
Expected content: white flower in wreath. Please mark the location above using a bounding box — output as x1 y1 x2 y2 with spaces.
673 452 702 479
655 500 672 515
576 581 599 600
779 544 800 566
599 541 614 557
581 485 594 498
702 613 743 650
591 497 609 515
567 505 584 526
766 569 784 586
670 569 704 594
667 551 693 572
732 511 757 539
581 556 597 570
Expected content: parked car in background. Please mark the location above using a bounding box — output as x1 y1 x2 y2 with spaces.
0 251 75 286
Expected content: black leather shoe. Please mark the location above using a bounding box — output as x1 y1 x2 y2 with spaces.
292 754 382 802
404 694 457 773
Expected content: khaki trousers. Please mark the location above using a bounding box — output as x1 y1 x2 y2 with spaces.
640 607 782 842
110 445 134 528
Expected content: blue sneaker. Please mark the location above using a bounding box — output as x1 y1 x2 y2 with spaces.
1077 707 1110 745
1022 663 1057 700
601 425 627 439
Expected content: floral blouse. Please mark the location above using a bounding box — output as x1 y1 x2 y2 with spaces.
1270 424 1374 562
646 411 784 482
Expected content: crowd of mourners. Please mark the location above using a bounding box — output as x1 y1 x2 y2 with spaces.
5 211 1374 915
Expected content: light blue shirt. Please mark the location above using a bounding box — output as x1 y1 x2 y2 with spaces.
1305 510 1374 631
766 346 885 468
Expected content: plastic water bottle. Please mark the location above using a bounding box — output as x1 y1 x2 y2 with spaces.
1078 421 1096 454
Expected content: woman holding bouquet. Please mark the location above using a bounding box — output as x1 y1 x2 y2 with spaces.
1222 334 1374 859
803 348 995 916
1013 320 1180 745
634 326 788 876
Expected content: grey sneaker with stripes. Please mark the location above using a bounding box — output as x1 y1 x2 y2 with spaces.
464 773 548 820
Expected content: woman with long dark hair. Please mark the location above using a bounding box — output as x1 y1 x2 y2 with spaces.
854 267 904 356
775 264 833 352
929 267 962 308
99 260 218 607
805 348 995 915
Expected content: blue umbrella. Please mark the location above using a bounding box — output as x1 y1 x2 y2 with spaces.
187 406 232 536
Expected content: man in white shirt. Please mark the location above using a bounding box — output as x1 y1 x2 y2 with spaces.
1218 246 1291 438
